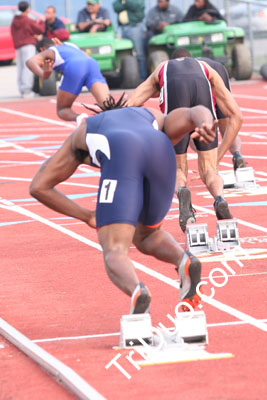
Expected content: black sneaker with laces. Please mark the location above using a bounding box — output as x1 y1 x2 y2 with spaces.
232 151 246 170
214 196 233 220
178 186 196 233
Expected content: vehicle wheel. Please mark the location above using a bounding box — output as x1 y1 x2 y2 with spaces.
147 50 169 73
232 44 252 81
120 55 140 89
39 71 57 96
0 59 13 66
260 63 267 80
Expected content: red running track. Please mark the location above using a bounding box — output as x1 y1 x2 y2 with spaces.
0 79 267 400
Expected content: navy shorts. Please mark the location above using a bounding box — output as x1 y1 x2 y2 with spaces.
85 108 177 228
60 58 106 95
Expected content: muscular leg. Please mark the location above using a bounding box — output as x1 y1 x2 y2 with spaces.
176 153 188 192
197 148 224 199
89 82 110 107
97 223 139 296
133 224 184 268
134 224 202 309
57 89 78 121
219 118 242 154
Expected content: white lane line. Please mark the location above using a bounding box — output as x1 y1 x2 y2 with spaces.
234 94 267 100
33 318 267 343
0 176 99 189
34 332 120 343
1 199 266 333
241 107 267 115
0 107 75 128
0 127 69 132
0 317 107 400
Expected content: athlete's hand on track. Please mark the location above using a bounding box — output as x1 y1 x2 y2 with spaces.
191 119 218 145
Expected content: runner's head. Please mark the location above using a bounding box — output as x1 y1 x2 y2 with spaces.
36 38 54 52
171 48 191 59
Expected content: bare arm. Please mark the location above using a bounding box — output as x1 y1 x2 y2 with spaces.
30 125 96 228
126 63 164 106
163 106 217 146
26 49 55 79
203 62 243 163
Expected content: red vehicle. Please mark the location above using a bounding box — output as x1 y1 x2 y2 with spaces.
0 6 44 65
0 6 69 65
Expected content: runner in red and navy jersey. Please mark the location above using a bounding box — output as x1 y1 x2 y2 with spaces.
127 57 242 232
172 47 247 172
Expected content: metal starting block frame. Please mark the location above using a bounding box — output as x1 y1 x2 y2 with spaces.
216 219 240 250
119 314 153 348
175 311 208 345
186 223 210 253
219 170 236 188
219 167 256 189
186 220 239 254
235 167 256 189
119 311 208 351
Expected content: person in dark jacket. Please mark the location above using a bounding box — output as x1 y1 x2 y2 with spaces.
146 0 183 37
183 0 225 23
77 0 111 33
44 6 69 41
10 1 44 97
113 0 147 81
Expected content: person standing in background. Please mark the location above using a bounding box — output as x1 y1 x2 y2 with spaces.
10 1 44 98
146 0 183 40
43 5 70 41
113 0 147 81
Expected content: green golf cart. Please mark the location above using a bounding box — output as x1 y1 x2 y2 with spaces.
147 20 252 80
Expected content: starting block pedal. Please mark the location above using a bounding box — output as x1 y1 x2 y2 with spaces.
119 314 153 348
216 219 239 250
235 167 256 188
175 311 208 345
219 170 236 188
186 223 210 254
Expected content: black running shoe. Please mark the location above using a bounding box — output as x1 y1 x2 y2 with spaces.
232 152 246 170
130 282 151 314
214 196 233 220
178 186 196 233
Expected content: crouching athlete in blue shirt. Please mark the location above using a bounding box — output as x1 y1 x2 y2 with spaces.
29 96 217 314
26 37 110 122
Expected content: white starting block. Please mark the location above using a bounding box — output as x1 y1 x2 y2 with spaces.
175 311 208 345
119 314 153 348
186 220 240 254
219 170 236 188
219 167 256 189
216 219 240 250
186 223 210 254
235 167 256 189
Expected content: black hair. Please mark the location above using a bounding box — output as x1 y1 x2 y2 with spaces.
18 1 29 12
46 5 56 12
171 48 192 59
82 93 128 114
36 38 54 52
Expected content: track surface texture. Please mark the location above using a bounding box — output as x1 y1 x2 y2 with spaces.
0 79 267 400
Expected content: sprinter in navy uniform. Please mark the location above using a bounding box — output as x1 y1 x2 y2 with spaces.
29 97 217 315
26 37 110 122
